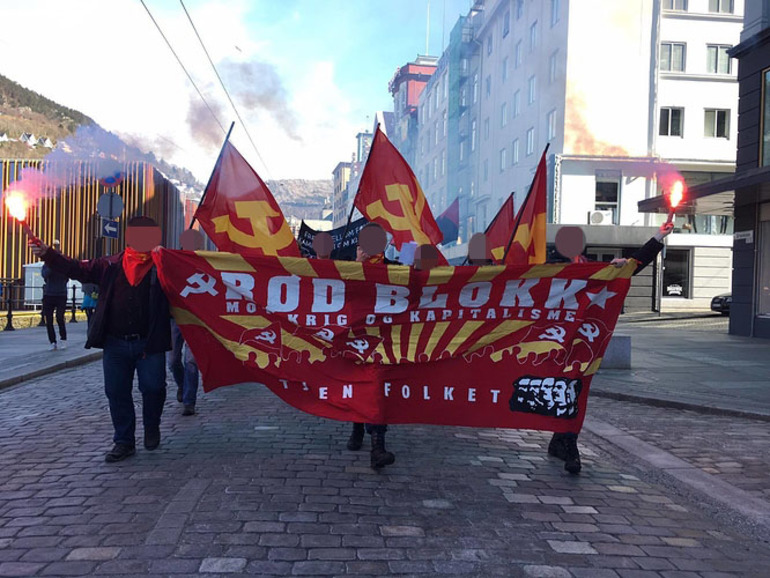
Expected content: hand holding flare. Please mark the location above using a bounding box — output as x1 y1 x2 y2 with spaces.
4 191 41 246
666 180 684 225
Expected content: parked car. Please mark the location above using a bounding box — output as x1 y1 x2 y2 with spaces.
711 293 731 315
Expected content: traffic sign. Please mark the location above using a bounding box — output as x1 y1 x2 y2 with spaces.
96 192 124 219
102 219 119 239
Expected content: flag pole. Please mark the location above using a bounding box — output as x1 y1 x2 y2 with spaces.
502 143 549 263
189 121 236 229
461 191 513 265
333 122 379 258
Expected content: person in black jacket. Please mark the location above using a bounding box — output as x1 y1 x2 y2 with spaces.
547 221 674 474
31 216 171 463
41 240 70 351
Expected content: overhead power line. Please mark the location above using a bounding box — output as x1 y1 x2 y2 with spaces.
138 0 227 135
179 0 271 178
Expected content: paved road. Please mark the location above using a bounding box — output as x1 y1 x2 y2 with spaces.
1 360 769 576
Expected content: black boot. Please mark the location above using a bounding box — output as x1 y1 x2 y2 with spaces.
370 430 395 469
347 422 365 451
562 433 582 474
547 432 567 460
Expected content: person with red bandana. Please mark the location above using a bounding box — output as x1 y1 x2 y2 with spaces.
31 216 171 463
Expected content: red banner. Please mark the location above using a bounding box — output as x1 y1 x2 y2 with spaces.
154 249 635 433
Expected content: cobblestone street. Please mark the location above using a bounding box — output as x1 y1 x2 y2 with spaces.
1 360 769 577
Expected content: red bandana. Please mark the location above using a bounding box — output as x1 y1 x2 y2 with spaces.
122 247 154 286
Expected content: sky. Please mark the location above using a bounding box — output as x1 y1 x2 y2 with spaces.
0 0 472 183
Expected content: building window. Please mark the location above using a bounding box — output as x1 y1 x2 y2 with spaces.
659 107 684 136
551 0 560 27
460 87 467 108
662 0 687 10
663 249 691 298
433 157 438 180
483 159 489 182
485 75 491 98
513 91 521 117
472 73 479 103
512 139 520 164
515 41 523 68
434 122 439 145
442 150 446 176
471 119 477 151
501 102 508 127
459 140 466 162
503 10 510 37
515 0 523 20
484 117 490 140
549 51 558 84
500 148 507 172
762 70 770 166
529 21 538 52
526 127 535 155
707 45 732 74
443 110 448 137
704 108 730 138
502 57 509 82
708 0 733 13
660 42 686 72
759 206 770 315
595 173 620 224
487 34 493 55
546 109 556 140
527 76 536 104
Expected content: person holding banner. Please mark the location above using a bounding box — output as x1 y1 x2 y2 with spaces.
31 216 171 463
547 221 674 474
347 223 397 469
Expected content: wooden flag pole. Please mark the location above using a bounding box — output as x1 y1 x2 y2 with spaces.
189 121 235 229
333 122 379 259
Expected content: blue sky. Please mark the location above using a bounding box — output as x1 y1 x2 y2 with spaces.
0 0 472 182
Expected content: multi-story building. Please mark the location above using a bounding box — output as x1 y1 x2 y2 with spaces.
331 161 352 227
331 130 373 229
411 0 743 312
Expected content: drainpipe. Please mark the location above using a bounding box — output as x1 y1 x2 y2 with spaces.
646 0 661 229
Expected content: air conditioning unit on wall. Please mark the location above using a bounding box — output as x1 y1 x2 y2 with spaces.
588 210 614 225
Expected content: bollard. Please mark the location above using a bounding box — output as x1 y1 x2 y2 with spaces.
69 284 78 323
3 279 15 331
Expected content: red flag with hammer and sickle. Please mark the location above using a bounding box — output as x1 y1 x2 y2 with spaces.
194 141 300 257
504 147 548 266
354 128 445 262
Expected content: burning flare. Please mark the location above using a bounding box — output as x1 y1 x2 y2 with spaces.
669 180 684 209
5 192 29 222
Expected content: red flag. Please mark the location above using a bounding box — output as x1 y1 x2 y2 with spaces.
436 197 459 245
354 128 444 254
485 194 515 264
504 148 548 266
194 141 300 257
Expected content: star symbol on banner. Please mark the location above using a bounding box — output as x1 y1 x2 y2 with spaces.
586 287 617 309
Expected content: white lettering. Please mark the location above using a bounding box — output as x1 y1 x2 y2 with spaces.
423 385 431 400
419 285 448 308
375 284 409 314
545 279 587 310
444 386 454 400
226 301 240 313
267 276 300 312
319 387 328 399
246 302 257 313
384 382 392 397
222 272 254 300
468 388 476 402
312 278 344 312
459 282 492 308
401 385 411 399
500 279 538 307
343 384 353 398
490 390 500 403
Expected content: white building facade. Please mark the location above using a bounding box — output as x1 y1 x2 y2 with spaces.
411 0 742 312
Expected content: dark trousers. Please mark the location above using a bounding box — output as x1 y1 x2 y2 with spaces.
102 336 166 446
42 295 67 344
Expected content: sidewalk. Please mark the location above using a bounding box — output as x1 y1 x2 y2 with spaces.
0 320 100 390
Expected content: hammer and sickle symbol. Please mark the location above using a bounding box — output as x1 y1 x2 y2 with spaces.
347 339 370 355
253 330 277 345
314 328 335 342
180 273 219 298
539 326 566 343
578 322 601 343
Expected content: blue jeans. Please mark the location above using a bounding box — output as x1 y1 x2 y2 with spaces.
102 336 166 446
181 343 199 406
167 320 185 389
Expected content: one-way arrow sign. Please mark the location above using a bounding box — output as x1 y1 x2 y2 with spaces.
101 218 119 239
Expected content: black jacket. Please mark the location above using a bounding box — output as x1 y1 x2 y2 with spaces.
42 250 171 353
629 237 665 275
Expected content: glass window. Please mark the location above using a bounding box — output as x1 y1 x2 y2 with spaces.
483 159 489 182
472 73 479 103
663 249 691 298
708 0 733 13
487 34 493 56
515 41 523 68
547 109 556 140
485 75 491 98
501 102 508 127
500 148 507 171
528 76 536 104
513 139 520 164
660 43 686 72
529 21 538 52
484 117 490 140
503 57 509 82
549 51 558 84
551 0 560 27
663 0 688 10
471 119 477 151
513 90 521 117
707 45 732 74
762 70 770 166
659 107 684 136
704 109 730 138
759 214 770 315
526 127 535 155
515 0 523 20
595 174 620 224
503 10 510 37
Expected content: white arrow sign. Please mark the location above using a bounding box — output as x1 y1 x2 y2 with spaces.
102 219 119 239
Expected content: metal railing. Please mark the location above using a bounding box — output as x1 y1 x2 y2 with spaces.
2 279 82 331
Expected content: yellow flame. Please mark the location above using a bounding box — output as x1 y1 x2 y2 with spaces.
670 181 684 209
5 192 28 222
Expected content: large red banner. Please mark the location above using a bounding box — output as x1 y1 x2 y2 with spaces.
153 249 635 433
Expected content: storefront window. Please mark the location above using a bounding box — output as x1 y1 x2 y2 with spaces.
763 70 770 166
663 249 690 298
759 208 770 316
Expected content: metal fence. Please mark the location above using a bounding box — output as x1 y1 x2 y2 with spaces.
1 278 84 331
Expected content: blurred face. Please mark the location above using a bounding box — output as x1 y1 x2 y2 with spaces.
126 226 162 252
468 233 491 264
180 229 204 251
555 227 585 260
414 244 439 271
312 232 333 258
358 225 387 256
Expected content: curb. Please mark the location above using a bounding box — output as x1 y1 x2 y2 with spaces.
591 388 770 423
0 352 103 392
